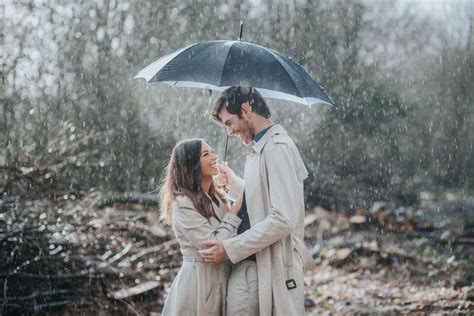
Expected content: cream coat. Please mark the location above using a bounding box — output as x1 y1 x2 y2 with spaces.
223 124 316 316
161 195 241 316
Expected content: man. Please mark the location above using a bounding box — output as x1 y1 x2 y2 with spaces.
199 86 315 315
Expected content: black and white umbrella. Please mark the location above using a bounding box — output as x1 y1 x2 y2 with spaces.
134 40 334 107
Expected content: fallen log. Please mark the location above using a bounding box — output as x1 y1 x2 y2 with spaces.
98 193 159 208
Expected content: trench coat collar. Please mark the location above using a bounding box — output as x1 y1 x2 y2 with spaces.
212 197 226 221
210 194 226 221
251 124 287 154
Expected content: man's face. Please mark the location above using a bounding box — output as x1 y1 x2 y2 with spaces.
219 106 254 145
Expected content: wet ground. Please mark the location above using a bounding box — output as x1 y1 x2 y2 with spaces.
2 192 472 315
303 203 473 314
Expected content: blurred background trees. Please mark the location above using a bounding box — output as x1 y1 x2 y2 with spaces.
1 0 473 210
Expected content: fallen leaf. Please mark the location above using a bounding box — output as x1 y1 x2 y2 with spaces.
349 215 366 224
305 213 319 227
336 248 352 261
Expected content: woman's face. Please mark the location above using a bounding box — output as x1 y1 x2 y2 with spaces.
200 142 219 178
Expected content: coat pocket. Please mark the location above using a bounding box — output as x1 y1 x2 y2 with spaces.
203 282 222 314
201 265 223 314
293 237 316 271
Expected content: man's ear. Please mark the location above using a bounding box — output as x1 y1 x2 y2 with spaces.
241 102 252 117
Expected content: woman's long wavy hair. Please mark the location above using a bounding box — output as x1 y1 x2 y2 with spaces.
159 139 227 223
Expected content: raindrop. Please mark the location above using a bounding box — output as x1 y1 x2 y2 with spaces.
111 37 120 50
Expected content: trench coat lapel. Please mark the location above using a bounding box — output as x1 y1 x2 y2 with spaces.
245 124 288 228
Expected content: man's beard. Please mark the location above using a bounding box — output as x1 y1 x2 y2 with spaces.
242 121 255 146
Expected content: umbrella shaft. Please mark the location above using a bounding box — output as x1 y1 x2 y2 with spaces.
224 134 229 161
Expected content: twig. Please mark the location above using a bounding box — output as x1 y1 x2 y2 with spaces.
0 271 100 279
111 281 160 299
98 192 159 208
118 239 177 267
116 298 141 316
6 289 73 301
33 297 92 311
0 277 7 314
408 232 474 246
98 242 133 269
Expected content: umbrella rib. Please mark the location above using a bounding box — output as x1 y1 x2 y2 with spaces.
147 42 203 82
267 49 334 106
266 49 308 100
217 42 237 87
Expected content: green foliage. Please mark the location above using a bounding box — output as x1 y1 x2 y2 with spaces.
335 84 411 133
458 255 474 282
303 82 420 210
428 48 474 189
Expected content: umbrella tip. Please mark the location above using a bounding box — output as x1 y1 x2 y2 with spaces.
238 22 243 41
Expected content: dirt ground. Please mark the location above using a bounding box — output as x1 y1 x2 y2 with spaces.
303 237 472 314
302 205 473 314
2 192 473 315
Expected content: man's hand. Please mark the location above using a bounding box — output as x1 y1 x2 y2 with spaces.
199 240 228 264
217 164 236 189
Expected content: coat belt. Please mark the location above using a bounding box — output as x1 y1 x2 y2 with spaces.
182 255 205 263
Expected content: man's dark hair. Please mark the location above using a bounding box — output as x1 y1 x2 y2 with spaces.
212 86 271 125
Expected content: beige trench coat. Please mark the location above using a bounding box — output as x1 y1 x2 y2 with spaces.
223 124 316 316
161 195 241 316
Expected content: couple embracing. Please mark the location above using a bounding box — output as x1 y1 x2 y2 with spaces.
159 86 315 316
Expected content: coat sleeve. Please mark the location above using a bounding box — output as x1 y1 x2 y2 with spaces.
227 176 245 201
173 198 242 250
223 142 304 263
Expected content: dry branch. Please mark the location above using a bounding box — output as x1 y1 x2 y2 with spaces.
0 191 179 314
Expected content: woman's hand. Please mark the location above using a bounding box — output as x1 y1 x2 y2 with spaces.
228 193 243 214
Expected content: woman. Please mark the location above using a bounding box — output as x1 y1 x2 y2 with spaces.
159 139 242 316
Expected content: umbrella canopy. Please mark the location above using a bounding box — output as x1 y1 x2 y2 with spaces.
134 40 334 107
